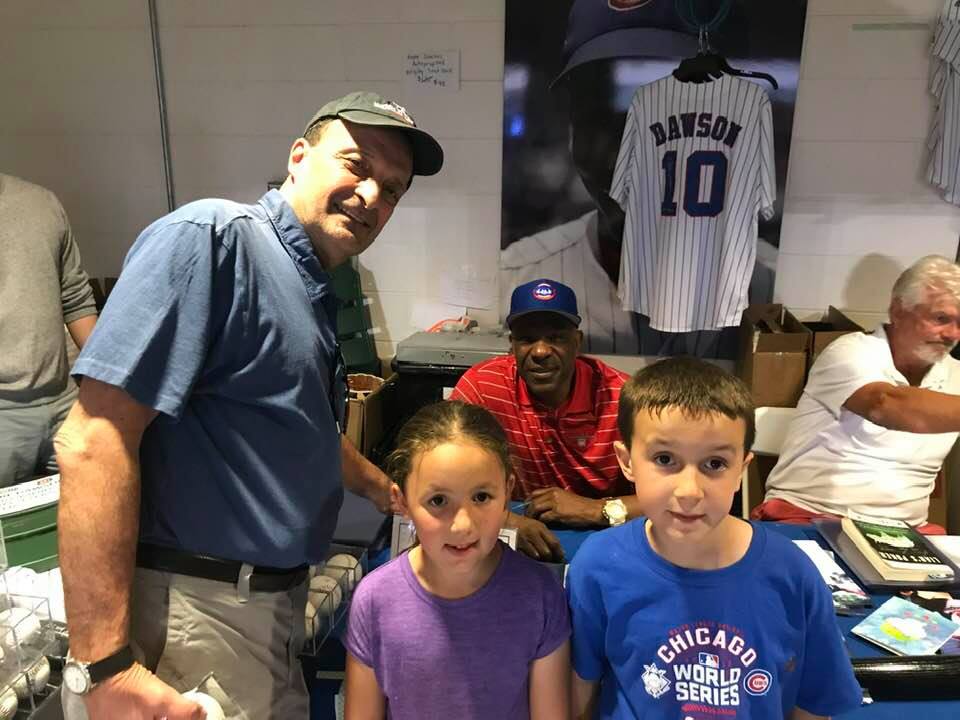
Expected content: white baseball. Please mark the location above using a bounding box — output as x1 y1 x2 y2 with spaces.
322 553 362 592
308 564 320 580
304 601 320 638
0 608 41 652
182 690 226 720
12 656 50 700
0 688 16 720
308 575 342 618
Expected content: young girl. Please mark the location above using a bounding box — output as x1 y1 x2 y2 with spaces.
343 400 570 720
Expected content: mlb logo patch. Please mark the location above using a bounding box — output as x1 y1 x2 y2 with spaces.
533 282 556 301
698 652 719 668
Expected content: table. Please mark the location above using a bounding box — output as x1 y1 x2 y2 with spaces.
547 521 960 719
308 519 960 719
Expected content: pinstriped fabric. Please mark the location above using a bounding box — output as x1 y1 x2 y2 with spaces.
942 0 960 23
927 4 960 204
611 74 775 332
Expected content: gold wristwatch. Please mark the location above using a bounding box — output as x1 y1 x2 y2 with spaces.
601 498 628 527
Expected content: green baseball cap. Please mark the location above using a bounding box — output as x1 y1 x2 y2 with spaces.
304 91 444 176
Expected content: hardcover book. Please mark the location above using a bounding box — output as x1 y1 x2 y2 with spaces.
841 512 954 583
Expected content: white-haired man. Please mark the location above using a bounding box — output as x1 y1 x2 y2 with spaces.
754 255 960 533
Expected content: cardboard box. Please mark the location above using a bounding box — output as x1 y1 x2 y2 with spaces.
737 304 811 408
344 373 393 457
803 306 865 366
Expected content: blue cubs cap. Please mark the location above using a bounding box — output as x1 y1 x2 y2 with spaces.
506 279 581 328
555 0 698 84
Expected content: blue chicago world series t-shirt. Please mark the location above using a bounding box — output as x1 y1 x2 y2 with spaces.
567 520 863 719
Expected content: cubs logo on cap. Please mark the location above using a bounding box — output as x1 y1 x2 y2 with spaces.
506 278 581 328
532 282 557 301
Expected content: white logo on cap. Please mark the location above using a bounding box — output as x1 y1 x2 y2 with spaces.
374 100 415 126
533 283 556 301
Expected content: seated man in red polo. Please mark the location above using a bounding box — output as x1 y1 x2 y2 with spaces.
451 278 636 561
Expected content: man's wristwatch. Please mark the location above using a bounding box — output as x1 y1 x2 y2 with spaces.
601 498 628 527
63 645 135 696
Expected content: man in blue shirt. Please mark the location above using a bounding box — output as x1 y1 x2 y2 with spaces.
54 92 443 720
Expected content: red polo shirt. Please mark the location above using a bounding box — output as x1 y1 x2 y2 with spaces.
450 355 631 500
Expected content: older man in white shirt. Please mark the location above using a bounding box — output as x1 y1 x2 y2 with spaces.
755 255 960 533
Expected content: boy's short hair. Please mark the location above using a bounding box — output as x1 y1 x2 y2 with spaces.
617 357 755 453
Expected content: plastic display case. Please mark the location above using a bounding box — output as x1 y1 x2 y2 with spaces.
0 522 65 718
302 543 368 656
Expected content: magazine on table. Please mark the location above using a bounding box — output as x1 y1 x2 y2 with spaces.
851 596 960 656
793 540 871 613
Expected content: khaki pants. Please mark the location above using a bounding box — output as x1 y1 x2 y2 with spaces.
63 567 310 720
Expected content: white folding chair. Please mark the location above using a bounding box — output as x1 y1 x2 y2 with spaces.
741 406 797 518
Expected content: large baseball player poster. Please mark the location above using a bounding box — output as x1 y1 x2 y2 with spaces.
501 0 807 357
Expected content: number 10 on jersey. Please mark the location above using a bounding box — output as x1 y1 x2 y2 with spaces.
661 150 728 218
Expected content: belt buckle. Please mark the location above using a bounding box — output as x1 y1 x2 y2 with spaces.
236 563 255 603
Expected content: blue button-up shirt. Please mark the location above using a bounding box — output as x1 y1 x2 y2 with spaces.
74 190 345 567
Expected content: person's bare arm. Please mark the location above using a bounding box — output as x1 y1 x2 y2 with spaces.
529 640 570 720
341 436 395 515
66 314 97 350
571 672 599 720
791 708 828 720
343 652 386 720
56 378 202 719
844 382 960 433
527 488 643 527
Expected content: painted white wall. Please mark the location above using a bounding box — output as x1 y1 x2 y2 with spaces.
0 1 167 278
776 0 960 331
0 0 503 360
3 0 957 359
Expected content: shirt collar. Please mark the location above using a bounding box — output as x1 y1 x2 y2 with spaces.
258 189 332 298
875 323 950 390
515 356 595 417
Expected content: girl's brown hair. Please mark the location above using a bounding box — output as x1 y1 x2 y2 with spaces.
385 401 513 492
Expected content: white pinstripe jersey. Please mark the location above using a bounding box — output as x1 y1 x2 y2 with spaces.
943 0 960 23
611 74 775 332
927 4 960 204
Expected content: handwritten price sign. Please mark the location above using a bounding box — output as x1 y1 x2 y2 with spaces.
404 50 460 91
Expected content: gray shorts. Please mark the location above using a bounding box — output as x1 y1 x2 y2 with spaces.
0 386 75 487
62 567 310 720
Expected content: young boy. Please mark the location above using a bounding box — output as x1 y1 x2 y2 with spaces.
567 357 862 720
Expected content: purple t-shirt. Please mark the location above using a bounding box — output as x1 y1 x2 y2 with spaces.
344 544 570 720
